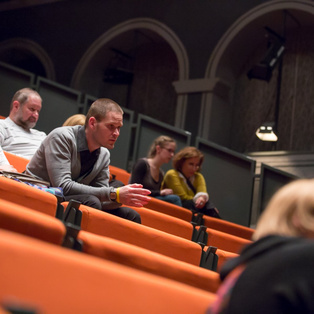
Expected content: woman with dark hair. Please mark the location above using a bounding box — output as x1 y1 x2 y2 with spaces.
129 135 181 206
163 146 220 218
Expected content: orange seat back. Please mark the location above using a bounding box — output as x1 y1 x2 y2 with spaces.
0 198 65 245
0 176 58 217
216 249 239 271
130 206 194 240
206 228 252 254
0 229 217 313
79 230 221 293
146 197 193 221
109 165 131 185
66 203 203 266
0 198 219 293
4 151 29 172
203 216 254 240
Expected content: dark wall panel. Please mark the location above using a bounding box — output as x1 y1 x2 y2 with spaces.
196 137 256 226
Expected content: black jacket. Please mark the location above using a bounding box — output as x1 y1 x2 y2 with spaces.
208 235 314 314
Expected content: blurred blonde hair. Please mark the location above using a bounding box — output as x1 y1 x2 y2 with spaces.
63 114 86 126
253 179 314 241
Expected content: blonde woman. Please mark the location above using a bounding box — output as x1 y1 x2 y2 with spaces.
208 179 314 314
62 114 86 127
163 146 219 218
129 136 181 206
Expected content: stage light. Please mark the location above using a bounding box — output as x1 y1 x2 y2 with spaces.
256 122 278 142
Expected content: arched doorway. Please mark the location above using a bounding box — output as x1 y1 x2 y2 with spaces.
202 1 314 152
0 38 55 80
71 18 189 127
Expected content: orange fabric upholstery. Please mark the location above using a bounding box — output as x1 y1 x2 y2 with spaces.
203 216 254 240
206 228 252 254
216 249 239 272
66 203 203 266
109 165 131 185
0 198 219 292
146 198 254 242
78 230 221 293
3 151 29 172
0 176 58 217
0 198 65 245
130 206 194 240
146 197 193 221
0 229 217 313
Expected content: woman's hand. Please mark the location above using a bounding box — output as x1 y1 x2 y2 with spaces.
195 196 207 209
160 188 173 196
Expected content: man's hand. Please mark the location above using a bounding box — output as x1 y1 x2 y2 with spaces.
0 165 18 172
118 183 151 207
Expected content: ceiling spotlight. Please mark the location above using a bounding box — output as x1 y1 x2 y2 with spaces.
256 122 278 142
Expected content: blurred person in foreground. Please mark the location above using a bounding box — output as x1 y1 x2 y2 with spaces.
208 179 314 314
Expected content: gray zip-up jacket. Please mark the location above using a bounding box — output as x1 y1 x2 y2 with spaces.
26 125 118 208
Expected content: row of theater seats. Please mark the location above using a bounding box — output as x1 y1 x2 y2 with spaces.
0 151 254 313
110 165 254 239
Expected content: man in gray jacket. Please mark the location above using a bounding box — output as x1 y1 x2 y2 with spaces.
26 98 150 223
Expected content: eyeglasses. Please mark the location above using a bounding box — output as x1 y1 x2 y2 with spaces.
162 147 175 154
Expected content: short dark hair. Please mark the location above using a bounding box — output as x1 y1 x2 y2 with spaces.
85 98 123 128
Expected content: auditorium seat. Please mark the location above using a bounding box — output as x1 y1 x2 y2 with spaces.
4 151 29 172
78 230 221 293
0 175 241 271
201 215 254 240
205 228 252 254
0 229 217 313
0 198 65 245
129 206 195 241
146 197 194 221
136 205 251 255
66 202 205 267
0 198 220 292
0 176 59 217
109 164 131 185
216 249 239 271
146 200 254 240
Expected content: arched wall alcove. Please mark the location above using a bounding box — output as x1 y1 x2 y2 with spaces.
201 0 314 152
71 18 189 127
0 38 55 80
